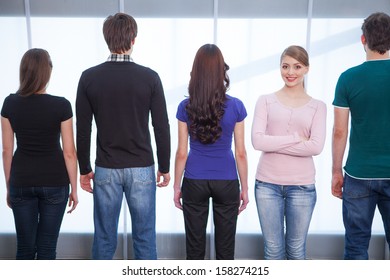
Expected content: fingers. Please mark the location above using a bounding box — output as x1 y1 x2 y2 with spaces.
238 199 249 215
81 184 93 193
173 188 183 210
67 194 79 214
157 173 171 188
174 200 183 210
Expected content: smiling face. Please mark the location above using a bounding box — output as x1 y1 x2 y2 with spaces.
280 55 308 88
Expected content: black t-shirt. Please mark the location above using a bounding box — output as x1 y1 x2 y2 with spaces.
1 93 72 187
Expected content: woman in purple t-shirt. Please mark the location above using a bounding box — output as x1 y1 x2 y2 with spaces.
173 44 249 260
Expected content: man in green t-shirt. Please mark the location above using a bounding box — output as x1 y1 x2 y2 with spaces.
332 12 390 260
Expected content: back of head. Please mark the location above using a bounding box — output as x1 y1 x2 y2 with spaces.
362 12 390 54
18 48 52 97
103 13 138 54
189 44 229 103
280 45 309 67
187 44 229 144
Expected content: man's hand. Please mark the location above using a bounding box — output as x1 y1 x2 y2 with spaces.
157 171 170 187
80 171 94 193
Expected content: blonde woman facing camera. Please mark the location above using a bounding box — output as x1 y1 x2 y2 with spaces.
251 45 326 260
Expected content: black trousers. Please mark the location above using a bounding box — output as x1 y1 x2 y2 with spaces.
182 178 240 260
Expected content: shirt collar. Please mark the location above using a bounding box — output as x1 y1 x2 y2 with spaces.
107 53 133 62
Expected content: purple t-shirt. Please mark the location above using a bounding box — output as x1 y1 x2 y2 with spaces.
176 94 247 180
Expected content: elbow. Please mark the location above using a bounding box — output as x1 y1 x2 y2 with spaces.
175 150 188 162
312 146 324 156
63 149 77 162
251 137 264 151
236 149 247 161
333 127 347 141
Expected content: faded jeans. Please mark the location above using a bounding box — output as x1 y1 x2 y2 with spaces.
255 180 316 260
92 165 157 260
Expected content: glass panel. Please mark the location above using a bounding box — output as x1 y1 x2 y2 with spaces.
0 16 28 232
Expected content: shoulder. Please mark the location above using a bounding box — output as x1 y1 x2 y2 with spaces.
81 62 106 75
1 94 17 114
311 98 327 108
308 98 327 115
131 63 161 80
255 92 277 106
177 98 189 110
176 98 189 121
338 63 366 80
46 94 70 103
45 94 72 109
225 95 247 120
3 93 18 102
226 94 244 106
226 95 246 111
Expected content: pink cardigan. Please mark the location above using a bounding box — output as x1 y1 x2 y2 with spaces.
251 93 327 185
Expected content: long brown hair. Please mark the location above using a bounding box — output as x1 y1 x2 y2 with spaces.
17 48 52 97
186 44 229 144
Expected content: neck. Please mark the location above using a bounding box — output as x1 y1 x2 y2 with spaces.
366 49 389 61
113 48 132 56
281 84 306 97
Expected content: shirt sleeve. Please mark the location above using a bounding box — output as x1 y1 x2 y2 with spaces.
235 97 247 122
150 72 171 174
251 95 301 152
333 72 349 108
75 72 93 175
61 98 73 121
176 99 189 122
278 100 327 157
1 95 10 118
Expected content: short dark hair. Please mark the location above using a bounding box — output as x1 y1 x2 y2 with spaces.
362 12 390 55
103 13 138 54
18 48 52 97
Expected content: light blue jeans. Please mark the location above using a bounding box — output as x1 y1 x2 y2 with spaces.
92 165 157 260
255 180 316 260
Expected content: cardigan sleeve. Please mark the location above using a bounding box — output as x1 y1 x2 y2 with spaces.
251 95 301 152
278 100 327 157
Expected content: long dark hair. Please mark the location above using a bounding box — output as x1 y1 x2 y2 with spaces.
186 44 229 144
17 48 53 97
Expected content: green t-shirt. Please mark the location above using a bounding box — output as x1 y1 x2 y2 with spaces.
333 59 390 179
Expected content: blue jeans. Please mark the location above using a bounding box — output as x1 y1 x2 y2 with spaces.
9 185 69 260
254 180 316 260
342 174 390 259
92 165 157 260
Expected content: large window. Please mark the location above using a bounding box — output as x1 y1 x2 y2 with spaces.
0 0 389 240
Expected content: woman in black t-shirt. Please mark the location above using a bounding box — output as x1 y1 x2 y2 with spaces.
1 48 78 259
